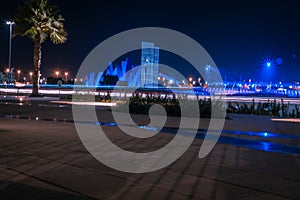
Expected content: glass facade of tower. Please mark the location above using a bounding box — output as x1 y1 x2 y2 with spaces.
140 42 159 87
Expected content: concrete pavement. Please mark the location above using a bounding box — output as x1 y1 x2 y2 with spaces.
0 98 300 199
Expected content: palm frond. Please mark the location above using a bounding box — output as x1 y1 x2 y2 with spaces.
14 0 67 44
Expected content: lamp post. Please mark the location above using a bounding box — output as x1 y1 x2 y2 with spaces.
17 70 21 82
6 21 15 83
55 71 59 79
64 72 68 84
29 72 33 83
188 77 193 86
5 68 9 84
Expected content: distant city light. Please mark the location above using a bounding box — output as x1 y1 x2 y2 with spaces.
276 57 283 65
55 71 59 78
205 64 211 71
261 55 282 69
17 70 21 81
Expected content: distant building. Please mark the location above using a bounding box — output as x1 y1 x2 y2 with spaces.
140 42 159 87
87 41 160 88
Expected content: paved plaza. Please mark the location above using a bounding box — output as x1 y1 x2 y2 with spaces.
0 98 300 199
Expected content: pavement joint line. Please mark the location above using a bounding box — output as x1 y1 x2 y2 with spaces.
1 111 300 198
0 147 90 173
4 166 98 200
32 142 89 160
1 118 300 160
15 159 62 176
105 171 203 200
168 168 298 200
1 150 201 199
1 156 40 171
1 146 207 199
1 141 299 199
41 140 79 150
166 147 300 183
204 174 298 200
1 120 299 173
0 147 140 188
42 141 82 153
0 150 38 164
0 168 28 191
0 141 40 151
0 148 66 172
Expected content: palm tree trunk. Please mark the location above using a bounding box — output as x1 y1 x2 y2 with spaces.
32 35 41 96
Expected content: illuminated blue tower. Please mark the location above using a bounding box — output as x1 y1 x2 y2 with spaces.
140 42 159 87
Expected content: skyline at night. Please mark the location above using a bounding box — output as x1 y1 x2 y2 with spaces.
1 2 300 199
0 0 300 81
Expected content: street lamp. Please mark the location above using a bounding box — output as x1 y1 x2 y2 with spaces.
55 71 59 79
64 72 68 83
5 68 10 84
6 21 15 83
29 72 33 83
188 77 193 86
17 70 21 82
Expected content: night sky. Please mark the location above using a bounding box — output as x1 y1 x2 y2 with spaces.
0 0 300 82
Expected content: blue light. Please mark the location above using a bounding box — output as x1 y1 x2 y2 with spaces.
276 57 283 65
260 55 278 69
205 64 211 71
262 142 270 151
264 132 268 137
138 126 158 131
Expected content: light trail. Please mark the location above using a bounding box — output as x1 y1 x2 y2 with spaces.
1 87 300 105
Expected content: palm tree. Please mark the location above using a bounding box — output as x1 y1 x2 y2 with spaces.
14 0 67 96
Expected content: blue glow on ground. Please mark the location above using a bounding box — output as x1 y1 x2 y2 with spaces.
220 130 300 138
262 142 270 151
96 121 117 126
211 134 300 156
2 114 300 156
164 128 300 156
138 125 158 131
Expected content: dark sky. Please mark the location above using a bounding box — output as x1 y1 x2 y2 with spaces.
0 0 300 82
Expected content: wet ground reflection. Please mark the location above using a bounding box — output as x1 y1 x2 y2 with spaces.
2 114 300 156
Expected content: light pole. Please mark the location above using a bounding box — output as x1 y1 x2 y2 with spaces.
5 68 9 84
188 77 193 86
29 72 33 83
55 71 59 79
17 70 21 82
6 21 15 83
64 72 68 84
